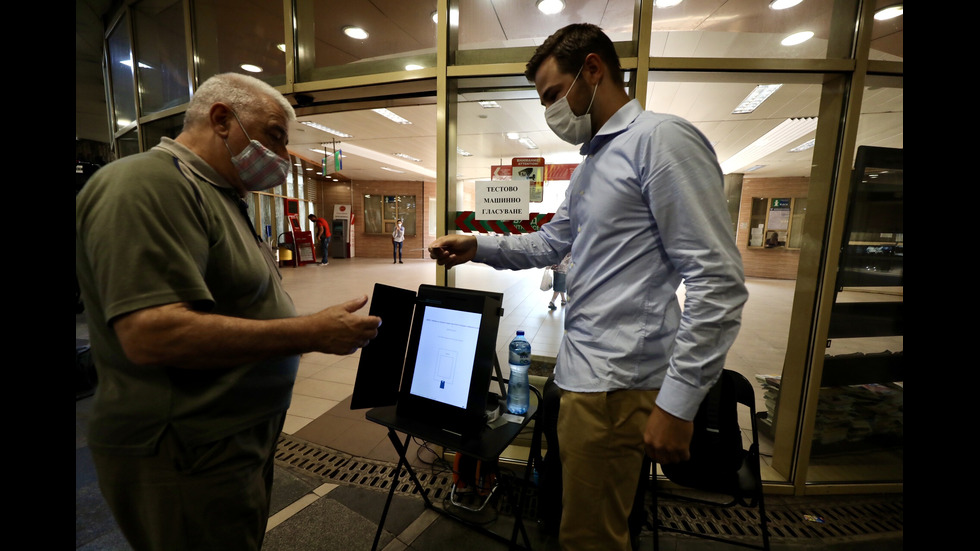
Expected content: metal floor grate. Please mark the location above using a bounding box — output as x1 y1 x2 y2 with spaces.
275 434 902 542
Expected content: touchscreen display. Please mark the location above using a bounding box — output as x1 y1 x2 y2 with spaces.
408 305 481 409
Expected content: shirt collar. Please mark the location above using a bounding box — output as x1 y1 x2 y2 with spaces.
579 99 644 156
155 137 235 191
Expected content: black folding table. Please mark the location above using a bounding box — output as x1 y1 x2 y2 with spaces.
365 395 540 551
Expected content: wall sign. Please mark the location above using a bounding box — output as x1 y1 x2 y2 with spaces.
474 180 529 220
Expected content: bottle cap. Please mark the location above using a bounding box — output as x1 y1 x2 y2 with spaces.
516 330 525 335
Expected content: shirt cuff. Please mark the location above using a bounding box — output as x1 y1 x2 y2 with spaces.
655 374 710 421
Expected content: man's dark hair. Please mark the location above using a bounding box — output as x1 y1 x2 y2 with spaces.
525 23 623 86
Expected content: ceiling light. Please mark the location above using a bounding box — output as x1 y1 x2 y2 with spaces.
339 142 436 179
478 101 501 108
654 0 683 7
405 64 424 70
789 139 815 152
781 31 814 46
393 153 421 162
240 64 262 73
536 0 565 15
120 59 152 69
277 44 286 52
732 84 782 114
343 26 368 40
380 167 406 173
372 108 412 124
874 4 903 20
506 132 520 140
519 137 538 149
768 0 802 9
720 117 818 174
431 11 438 23
300 121 353 138
457 147 473 156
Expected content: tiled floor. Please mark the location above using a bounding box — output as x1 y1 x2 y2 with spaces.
76 255 903 550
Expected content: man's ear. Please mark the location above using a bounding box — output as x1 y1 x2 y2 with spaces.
582 52 604 86
209 102 234 139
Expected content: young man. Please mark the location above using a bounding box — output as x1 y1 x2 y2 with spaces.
392 218 405 263
76 73 381 551
309 213 332 264
429 23 748 550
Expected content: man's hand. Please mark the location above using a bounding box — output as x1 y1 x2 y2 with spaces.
305 296 382 355
427 235 477 269
643 405 694 465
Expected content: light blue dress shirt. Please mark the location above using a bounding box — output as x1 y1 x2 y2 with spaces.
474 99 748 421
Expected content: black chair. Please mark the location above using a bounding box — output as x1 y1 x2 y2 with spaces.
643 369 771 551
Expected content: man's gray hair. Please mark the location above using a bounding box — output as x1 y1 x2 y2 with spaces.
183 73 296 130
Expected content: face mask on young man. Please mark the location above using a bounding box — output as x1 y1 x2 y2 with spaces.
223 110 290 192
544 63 599 145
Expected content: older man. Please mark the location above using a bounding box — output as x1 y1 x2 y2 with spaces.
76 73 381 550
429 24 748 551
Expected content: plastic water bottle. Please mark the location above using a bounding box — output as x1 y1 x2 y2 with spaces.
507 330 531 415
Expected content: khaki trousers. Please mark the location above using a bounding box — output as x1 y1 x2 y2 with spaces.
556 389 658 551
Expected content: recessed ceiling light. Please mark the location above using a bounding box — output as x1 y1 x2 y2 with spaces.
277 44 286 52
506 132 520 140
536 0 565 15
781 31 814 46
431 11 438 23
457 147 473 156
240 64 263 73
732 84 782 114
790 139 815 152
380 166 406 173
874 4 903 20
372 108 412 125
478 101 501 108
300 121 353 138
519 137 538 149
405 64 424 71
654 0 683 7
343 26 368 40
768 0 802 9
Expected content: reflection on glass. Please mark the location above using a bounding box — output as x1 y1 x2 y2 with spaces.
107 14 137 131
650 0 842 59
140 115 183 152
193 0 286 86
134 0 189 115
458 0 634 50
808 146 903 484
296 0 438 81
116 129 141 159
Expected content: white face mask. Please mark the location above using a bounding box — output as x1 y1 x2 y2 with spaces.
224 110 289 192
545 65 598 145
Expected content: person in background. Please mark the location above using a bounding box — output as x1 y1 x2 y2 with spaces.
548 253 572 311
392 218 405 264
765 231 780 248
75 72 382 551
309 213 332 265
428 23 747 551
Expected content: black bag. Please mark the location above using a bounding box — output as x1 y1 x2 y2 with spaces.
660 370 749 500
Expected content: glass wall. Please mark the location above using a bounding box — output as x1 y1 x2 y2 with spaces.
192 0 287 86
97 0 902 494
295 0 438 81
133 0 189 115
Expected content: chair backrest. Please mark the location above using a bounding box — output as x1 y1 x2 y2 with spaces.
660 369 758 503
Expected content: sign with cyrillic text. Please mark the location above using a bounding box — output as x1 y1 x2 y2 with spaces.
474 180 529 220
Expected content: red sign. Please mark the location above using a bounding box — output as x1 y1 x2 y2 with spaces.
490 163 579 181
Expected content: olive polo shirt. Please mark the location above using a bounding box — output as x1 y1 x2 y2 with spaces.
76 138 299 456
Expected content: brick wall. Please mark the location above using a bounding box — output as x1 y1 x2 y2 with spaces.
313 179 435 259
